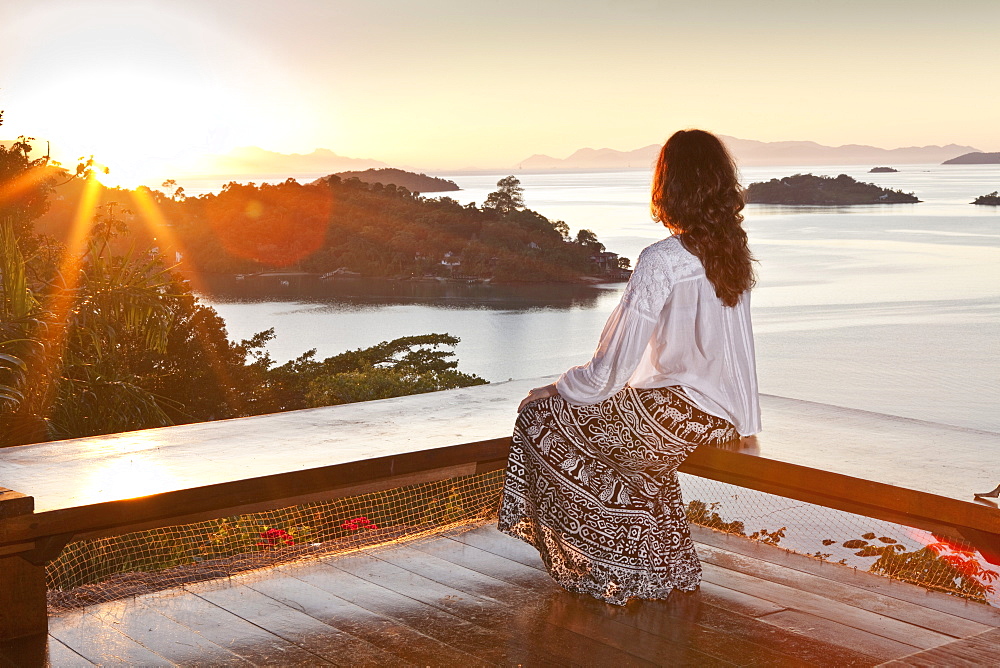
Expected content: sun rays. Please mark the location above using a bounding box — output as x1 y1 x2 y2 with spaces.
0 162 53 206
128 185 256 416
23 175 102 421
17 170 252 424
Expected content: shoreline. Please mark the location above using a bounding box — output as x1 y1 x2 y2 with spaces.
193 272 622 308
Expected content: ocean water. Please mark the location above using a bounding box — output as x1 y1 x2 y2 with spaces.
194 165 1000 600
199 164 1000 434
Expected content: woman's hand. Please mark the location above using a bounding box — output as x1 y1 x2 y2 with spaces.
518 383 559 412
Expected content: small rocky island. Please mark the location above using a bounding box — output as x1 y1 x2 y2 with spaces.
943 152 1000 165
746 174 920 205
869 166 898 173
315 168 460 193
972 191 1000 205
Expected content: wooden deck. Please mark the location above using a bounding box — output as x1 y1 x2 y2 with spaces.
4 524 997 667
2 379 998 655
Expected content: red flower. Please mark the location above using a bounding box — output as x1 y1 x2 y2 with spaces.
257 528 294 548
342 517 374 532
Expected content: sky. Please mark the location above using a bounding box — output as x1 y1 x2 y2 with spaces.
1 0 998 184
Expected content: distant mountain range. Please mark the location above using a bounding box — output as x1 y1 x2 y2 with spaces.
165 137 987 178
942 152 1000 165
517 136 982 170
185 147 388 176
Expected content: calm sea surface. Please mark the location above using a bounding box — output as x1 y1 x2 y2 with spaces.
189 165 1000 596
192 164 1000 434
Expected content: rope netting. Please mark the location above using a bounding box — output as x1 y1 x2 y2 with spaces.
46 470 505 613
679 473 999 606
45 469 997 613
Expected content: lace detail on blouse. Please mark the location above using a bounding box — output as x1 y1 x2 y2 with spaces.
620 236 702 318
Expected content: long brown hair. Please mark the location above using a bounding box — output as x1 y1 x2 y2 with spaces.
651 129 754 307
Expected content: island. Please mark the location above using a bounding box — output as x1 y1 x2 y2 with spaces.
314 168 460 193
869 166 898 173
35 174 629 285
942 152 1000 165
745 174 921 205
972 191 1000 205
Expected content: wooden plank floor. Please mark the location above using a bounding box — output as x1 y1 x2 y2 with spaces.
3 524 998 667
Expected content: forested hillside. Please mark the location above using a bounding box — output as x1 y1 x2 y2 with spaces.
321 168 460 193
1 130 487 445
37 174 625 282
746 174 920 205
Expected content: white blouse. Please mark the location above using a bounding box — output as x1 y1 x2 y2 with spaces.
556 236 762 436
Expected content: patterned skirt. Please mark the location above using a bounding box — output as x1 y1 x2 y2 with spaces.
497 385 738 605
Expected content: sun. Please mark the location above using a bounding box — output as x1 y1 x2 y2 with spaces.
29 68 235 189
4 1 326 189
3 3 262 190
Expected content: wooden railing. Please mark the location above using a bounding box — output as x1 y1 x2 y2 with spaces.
1 378 998 640
0 439 510 639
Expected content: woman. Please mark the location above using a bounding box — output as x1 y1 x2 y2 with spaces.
497 129 761 606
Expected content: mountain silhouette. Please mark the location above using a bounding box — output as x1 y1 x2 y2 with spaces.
518 136 981 169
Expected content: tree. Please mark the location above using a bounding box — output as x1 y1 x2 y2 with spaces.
552 219 570 241
0 135 54 244
25 205 180 440
265 333 486 410
0 223 36 425
127 279 277 425
482 176 525 216
162 179 186 201
0 114 52 441
203 179 333 268
575 228 605 253
0 108 186 442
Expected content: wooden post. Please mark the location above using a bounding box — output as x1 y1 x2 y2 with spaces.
0 487 47 641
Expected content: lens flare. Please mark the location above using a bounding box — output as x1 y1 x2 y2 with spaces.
206 182 333 267
27 176 101 421
127 187 254 415
0 164 53 207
